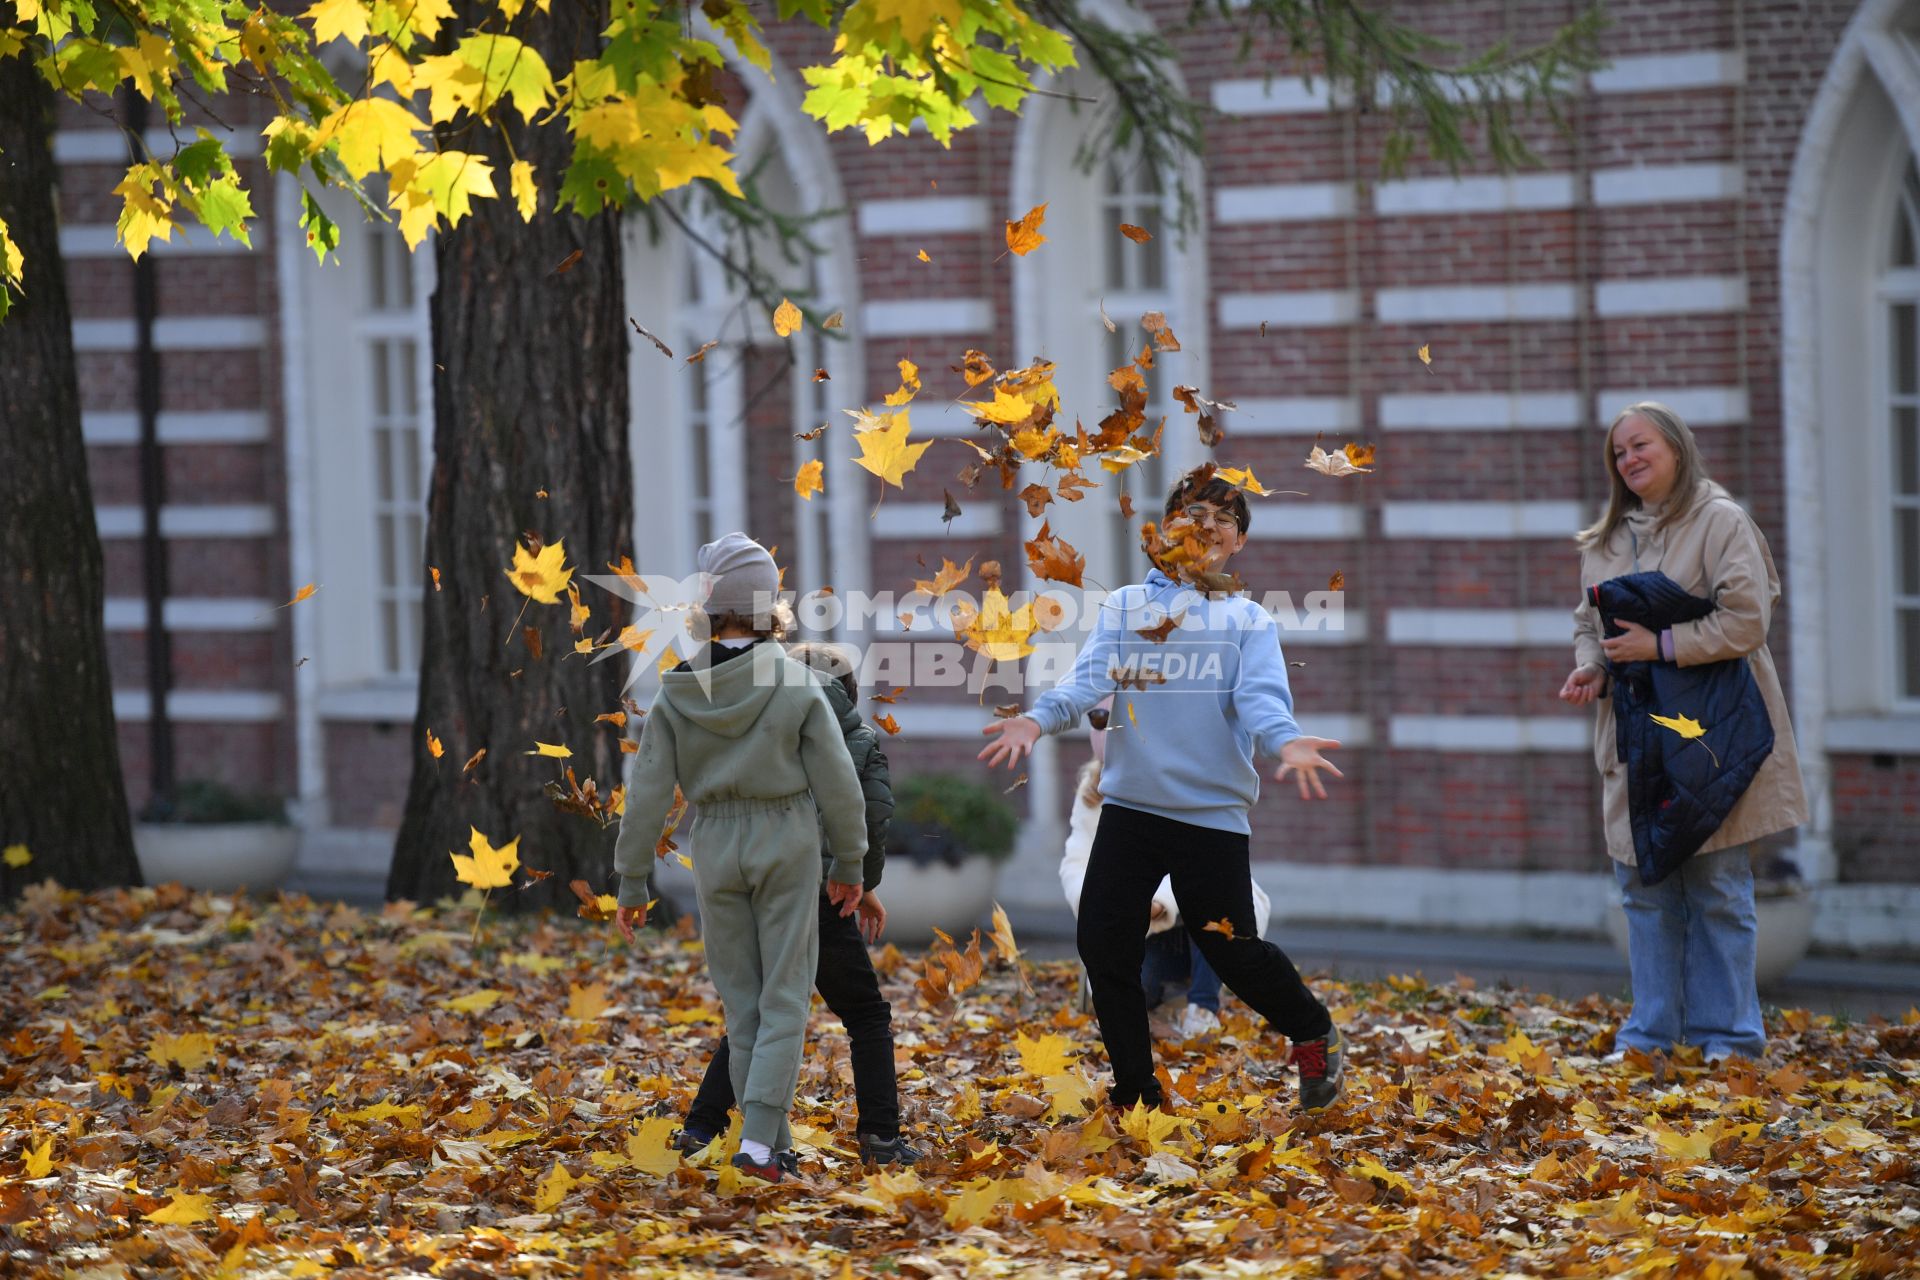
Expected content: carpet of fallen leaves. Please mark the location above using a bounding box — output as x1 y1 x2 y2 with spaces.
3 884 1918 1279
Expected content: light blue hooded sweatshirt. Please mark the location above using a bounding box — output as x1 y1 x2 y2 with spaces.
1027 569 1302 834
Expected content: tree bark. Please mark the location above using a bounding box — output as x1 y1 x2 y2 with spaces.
387 0 635 910
0 58 141 899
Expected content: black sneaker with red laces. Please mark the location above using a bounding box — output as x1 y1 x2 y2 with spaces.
730 1150 783 1182
1293 1025 1346 1113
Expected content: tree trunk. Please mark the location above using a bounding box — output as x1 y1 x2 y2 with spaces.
388 0 635 910
0 58 141 899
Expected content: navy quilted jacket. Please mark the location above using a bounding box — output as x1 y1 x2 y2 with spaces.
1589 571 1774 885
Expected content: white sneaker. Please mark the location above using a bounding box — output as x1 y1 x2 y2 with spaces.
1177 1006 1222 1038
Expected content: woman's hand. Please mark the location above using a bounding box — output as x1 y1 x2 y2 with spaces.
616 905 647 945
1559 664 1606 706
1600 619 1659 664
855 893 887 945
1275 736 1343 800
1149 901 1170 925
978 715 1042 769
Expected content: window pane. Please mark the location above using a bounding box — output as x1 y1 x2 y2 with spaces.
374 426 394 501
397 339 419 415
390 234 414 309
1897 406 1919 497
1902 608 1920 700
382 600 400 674
377 514 397 590
366 229 388 310
1896 304 1917 397
1900 161 1920 267
1899 507 1920 597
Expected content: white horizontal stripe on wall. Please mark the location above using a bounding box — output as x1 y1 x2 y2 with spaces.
1211 76 1342 115
908 399 996 438
1376 284 1578 324
113 690 285 722
1293 713 1370 746
71 316 268 352
1594 276 1746 317
1374 173 1576 216
1594 387 1748 426
861 299 993 337
870 502 1003 539
1591 163 1744 206
1257 863 1610 932
1386 608 1570 647
856 197 990 236
1381 501 1584 539
59 224 250 258
54 128 263 164
1230 397 1361 435
882 703 998 737
1389 714 1587 752
1217 290 1358 330
1276 613 1368 646
1378 392 1582 431
1214 182 1354 224
103 597 278 631
95 503 277 539
1589 51 1745 95
1248 503 1364 539
83 411 270 445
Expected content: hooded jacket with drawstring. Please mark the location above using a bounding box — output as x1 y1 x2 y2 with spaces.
610 639 867 1154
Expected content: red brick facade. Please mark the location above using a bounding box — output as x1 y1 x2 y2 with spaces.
55 1 1919 894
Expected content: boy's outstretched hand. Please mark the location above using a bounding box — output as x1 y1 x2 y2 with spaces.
978 715 1041 769
1275 736 1343 800
616 905 646 945
826 878 864 917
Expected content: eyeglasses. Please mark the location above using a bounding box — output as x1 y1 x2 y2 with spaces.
1181 505 1240 533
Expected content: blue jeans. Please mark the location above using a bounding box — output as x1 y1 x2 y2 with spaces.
1612 846 1766 1058
1141 930 1222 1013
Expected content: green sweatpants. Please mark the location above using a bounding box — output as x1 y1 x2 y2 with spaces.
690 792 823 1151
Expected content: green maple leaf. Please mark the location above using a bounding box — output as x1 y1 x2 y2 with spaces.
191 176 254 247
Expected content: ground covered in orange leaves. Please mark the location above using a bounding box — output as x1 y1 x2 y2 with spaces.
2 884 1916 1278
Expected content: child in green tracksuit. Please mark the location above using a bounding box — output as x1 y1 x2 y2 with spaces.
613 533 867 1181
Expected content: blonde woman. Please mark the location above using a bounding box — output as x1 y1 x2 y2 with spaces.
1561 403 1807 1062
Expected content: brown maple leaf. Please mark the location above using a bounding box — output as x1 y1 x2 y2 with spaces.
1019 483 1054 517
1136 611 1184 644
1024 521 1086 588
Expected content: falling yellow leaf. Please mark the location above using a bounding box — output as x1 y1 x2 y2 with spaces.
952 587 1040 663
527 741 573 759
795 459 825 501
146 1031 217 1071
505 538 572 604
425 729 444 759
916 248 931 262
913 557 972 597
822 310 844 329
145 1191 217 1225
1649 712 1706 739
1213 465 1271 497
772 297 802 338
1304 445 1371 477
430 566 442 591
1118 222 1152 243
1202 917 1235 940
1417 342 1432 367
281 583 318 607
1099 445 1151 474
567 585 590 634
1005 203 1048 256
449 827 520 890
2 843 29 869
850 409 933 489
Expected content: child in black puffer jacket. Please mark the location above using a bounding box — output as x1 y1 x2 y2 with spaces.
676 642 922 1168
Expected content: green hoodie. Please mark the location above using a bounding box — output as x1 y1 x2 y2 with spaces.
613 643 868 906
814 675 893 891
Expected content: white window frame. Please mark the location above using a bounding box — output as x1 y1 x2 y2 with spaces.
1877 159 1920 710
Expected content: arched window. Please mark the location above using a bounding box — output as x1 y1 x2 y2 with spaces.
1099 155 1176 578
1886 158 1920 703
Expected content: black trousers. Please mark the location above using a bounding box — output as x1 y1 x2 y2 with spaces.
686 889 900 1140
1078 803 1332 1107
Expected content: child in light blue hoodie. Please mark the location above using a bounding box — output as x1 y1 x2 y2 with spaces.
981 465 1347 1113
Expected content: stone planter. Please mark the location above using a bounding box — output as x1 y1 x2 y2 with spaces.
134 823 300 895
873 856 1003 946
1603 884 1816 993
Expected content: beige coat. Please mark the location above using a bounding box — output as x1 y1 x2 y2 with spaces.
1572 479 1808 865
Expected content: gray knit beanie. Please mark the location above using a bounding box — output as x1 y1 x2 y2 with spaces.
697 532 779 618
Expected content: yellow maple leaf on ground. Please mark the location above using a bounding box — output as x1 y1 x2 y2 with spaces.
1015 1030 1078 1077
1005 202 1048 256
335 1101 425 1127
1120 1103 1188 1153
772 297 802 337
1350 1154 1415 1196
850 409 933 488
532 1160 579 1213
944 1176 1002 1227
22 1134 53 1178
506 538 572 604
1042 1071 1096 1122
146 1031 217 1071
622 1116 683 1175
146 1191 217 1225
3 843 29 868
566 982 611 1021
439 988 505 1014
449 827 520 889
795 459 824 500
